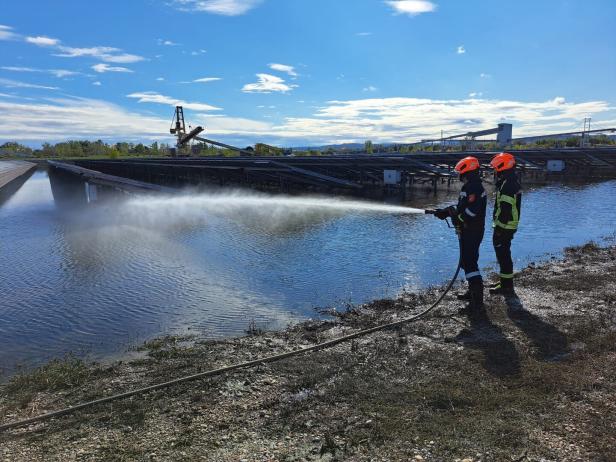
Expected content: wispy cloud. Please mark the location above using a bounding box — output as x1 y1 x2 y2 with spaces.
275 96 612 143
457 45 466 54
193 77 222 83
1 66 37 72
363 86 378 92
0 78 59 90
127 91 221 111
92 81 102 86
468 92 483 98
242 73 297 93
55 46 144 64
92 63 133 73
0 25 19 41
25 35 60 47
0 94 614 145
386 1 437 16
172 0 262 16
2 66 80 78
50 69 79 78
0 96 169 141
356 32 373 36
268 63 297 77
11 26 144 64
157 38 179 46
480 73 491 78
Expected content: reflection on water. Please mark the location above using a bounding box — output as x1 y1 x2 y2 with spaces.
1 170 615 375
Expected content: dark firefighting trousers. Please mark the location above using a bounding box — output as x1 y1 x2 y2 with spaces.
493 227 515 288
460 227 484 283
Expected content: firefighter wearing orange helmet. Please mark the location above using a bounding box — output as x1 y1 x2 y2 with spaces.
434 156 487 314
489 152 522 296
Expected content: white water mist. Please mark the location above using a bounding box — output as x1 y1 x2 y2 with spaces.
126 191 425 215
115 191 425 234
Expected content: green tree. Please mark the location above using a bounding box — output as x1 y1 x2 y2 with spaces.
0 142 32 157
364 140 373 154
565 137 579 148
134 143 146 155
115 142 130 155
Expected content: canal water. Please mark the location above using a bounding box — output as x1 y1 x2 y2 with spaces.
1 170 615 376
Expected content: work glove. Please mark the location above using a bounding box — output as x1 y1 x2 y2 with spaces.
434 208 449 220
451 211 463 235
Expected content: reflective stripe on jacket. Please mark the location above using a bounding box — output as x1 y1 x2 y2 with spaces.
456 175 487 230
493 172 522 230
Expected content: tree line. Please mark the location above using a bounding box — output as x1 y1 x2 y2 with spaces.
0 140 173 159
1 134 614 160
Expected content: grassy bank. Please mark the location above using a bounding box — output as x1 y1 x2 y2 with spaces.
1 243 615 461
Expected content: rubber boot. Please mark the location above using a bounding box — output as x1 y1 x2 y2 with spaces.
458 280 484 315
456 287 471 301
489 278 515 296
469 279 484 310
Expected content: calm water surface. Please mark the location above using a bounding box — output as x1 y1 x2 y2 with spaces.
1 170 615 375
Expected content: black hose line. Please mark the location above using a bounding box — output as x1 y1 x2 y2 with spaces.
0 235 462 434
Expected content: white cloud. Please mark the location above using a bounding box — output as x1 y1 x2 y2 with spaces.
457 45 466 54
363 86 378 92
191 49 207 55
242 73 297 93
92 63 133 73
0 96 170 141
2 66 37 72
468 92 483 98
12 28 144 64
207 96 614 144
192 77 222 83
268 63 297 77
0 25 19 41
172 0 262 16
127 91 221 111
25 35 60 47
356 32 373 36
1 94 614 145
0 78 59 90
93 81 102 86
50 69 79 78
55 46 144 63
480 73 491 78
272 96 613 143
156 77 165 81
386 0 437 16
157 39 179 46
2 66 80 78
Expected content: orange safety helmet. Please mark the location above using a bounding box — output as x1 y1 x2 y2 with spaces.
490 152 516 172
454 156 480 175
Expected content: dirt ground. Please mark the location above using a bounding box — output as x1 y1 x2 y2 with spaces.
1 242 615 462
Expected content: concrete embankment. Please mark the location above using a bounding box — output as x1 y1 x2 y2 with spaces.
1 243 615 461
0 161 36 191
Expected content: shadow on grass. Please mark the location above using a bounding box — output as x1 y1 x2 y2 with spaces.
505 295 570 361
455 310 521 378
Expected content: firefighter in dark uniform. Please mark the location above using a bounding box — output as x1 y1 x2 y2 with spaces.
434 156 487 313
489 152 522 296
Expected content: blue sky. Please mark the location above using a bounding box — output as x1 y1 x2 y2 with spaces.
1 0 615 147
